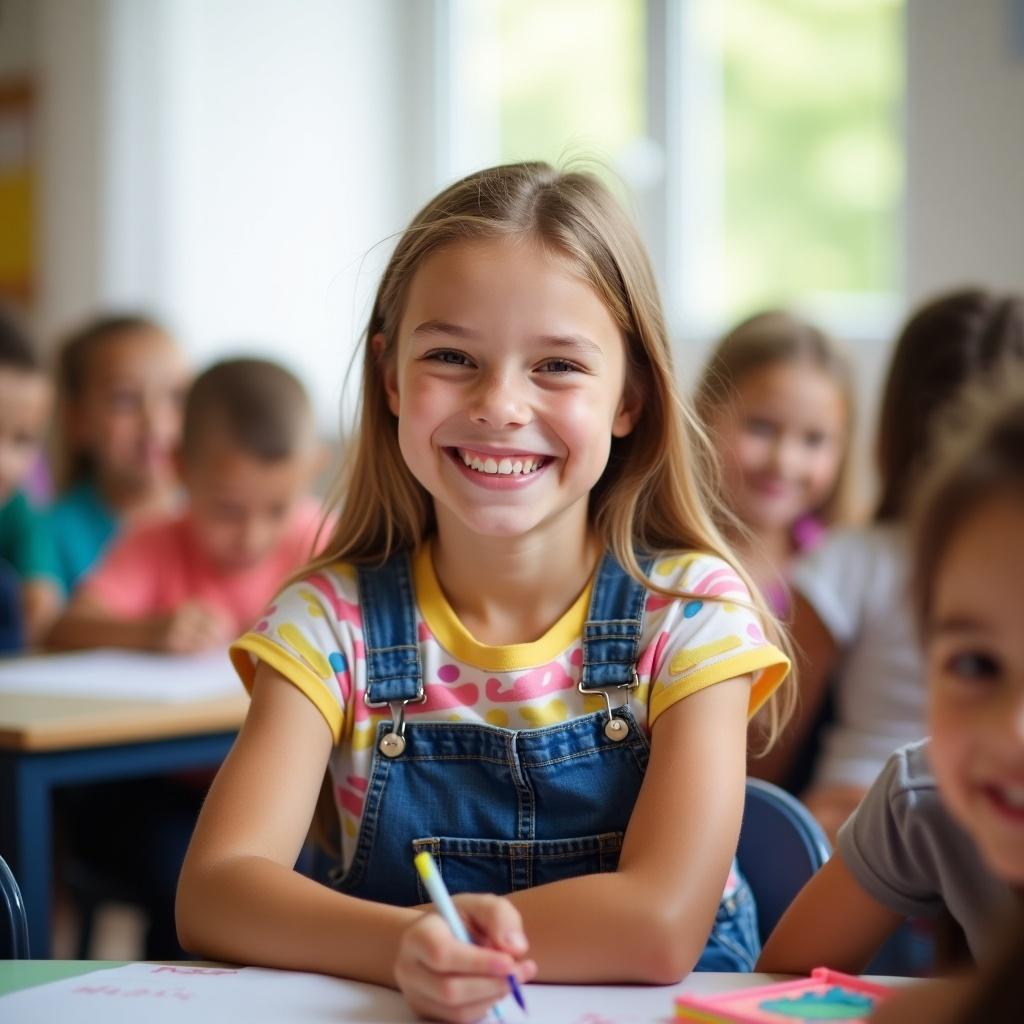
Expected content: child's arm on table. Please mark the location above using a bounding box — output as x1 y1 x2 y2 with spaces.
47 592 231 652
22 577 62 645
748 591 835 786
756 852 904 974
177 663 534 1009
438 674 751 985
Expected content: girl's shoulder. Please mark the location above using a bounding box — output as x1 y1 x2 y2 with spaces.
646 550 751 600
277 561 362 613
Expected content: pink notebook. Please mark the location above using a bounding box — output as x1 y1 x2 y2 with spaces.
674 967 892 1023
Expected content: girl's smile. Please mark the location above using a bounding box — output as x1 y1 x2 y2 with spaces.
927 493 1024 885
381 235 636 545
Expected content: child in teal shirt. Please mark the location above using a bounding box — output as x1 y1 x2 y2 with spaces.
0 306 60 646
48 314 189 594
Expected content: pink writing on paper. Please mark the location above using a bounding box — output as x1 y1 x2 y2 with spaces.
72 984 194 1000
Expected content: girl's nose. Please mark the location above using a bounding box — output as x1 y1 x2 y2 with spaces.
468 373 531 428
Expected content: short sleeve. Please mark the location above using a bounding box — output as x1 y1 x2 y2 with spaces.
230 565 360 744
836 742 945 918
646 553 790 727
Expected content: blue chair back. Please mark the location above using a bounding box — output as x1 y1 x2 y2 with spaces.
0 854 30 958
738 779 831 944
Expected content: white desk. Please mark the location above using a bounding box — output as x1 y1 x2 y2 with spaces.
0 961 907 1022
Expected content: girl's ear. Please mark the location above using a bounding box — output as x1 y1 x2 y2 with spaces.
612 384 641 438
372 332 400 417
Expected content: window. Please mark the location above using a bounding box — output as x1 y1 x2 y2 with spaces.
444 0 904 343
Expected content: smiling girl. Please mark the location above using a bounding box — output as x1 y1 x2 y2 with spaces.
177 163 792 1023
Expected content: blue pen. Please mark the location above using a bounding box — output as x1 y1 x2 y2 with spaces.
414 851 528 1015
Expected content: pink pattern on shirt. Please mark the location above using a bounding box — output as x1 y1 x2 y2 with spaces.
306 574 363 629
486 662 574 703
637 631 670 679
688 566 747 599
406 681 479 714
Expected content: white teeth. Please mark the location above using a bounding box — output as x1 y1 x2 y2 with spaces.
1002 786 1024 809
458 449 543 476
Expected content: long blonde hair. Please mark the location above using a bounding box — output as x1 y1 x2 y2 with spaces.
306 161 795 748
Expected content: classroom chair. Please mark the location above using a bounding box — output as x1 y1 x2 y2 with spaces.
0 853 30 958
737 778 831 944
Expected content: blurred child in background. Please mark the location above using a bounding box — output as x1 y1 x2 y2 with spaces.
0 306 60 646
695 310 854 620
48 314 189 596
50 357 325 651
759 371 1024 984
754 289 1024 836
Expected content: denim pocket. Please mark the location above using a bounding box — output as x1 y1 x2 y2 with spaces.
412 832 624 900
694 876 761 972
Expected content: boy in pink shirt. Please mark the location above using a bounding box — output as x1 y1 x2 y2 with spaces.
51 357 325 651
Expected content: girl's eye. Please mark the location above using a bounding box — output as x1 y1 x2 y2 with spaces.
946 650 1001 682
745 417 777 437
804 430 827 448
426 349 472 367
537 358 580 375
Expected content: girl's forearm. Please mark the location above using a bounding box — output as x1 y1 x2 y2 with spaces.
176 854 419 986
47 610 158 651
507 871 712 984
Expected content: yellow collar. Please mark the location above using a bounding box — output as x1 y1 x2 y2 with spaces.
412 543 594 671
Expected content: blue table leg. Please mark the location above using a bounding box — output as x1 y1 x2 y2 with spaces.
0 732 237 959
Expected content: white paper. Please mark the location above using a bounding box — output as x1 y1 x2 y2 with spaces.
0 649 242 702
0 962 796 1024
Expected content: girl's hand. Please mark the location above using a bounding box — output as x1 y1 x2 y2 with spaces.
395 893 536 1023
157 600 233 653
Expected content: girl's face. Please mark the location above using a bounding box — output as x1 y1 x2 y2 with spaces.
709 361 847 534
72 330 188 490
381 235 637 547
927 493 1024 885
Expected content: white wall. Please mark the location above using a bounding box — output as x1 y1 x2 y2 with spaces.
905 0 1024 304
28 0 421 432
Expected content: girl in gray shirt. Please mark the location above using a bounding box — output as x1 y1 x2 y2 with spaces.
757 368 1024 975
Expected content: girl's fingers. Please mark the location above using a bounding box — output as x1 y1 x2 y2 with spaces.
414 915 518 977
457 893 530 957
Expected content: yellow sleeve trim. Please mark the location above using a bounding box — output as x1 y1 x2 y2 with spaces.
230 633 343 744
648 645 790 728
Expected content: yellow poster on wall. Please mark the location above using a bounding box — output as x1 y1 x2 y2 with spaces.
0 78 34 304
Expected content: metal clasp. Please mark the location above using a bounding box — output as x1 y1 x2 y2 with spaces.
364 688 426 757
579 667 639 742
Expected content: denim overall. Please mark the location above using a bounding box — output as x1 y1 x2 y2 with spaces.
334 551 759 970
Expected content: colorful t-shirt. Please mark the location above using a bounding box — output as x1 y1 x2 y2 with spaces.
231 547 790 870
48 481 119 595
82 498 324 636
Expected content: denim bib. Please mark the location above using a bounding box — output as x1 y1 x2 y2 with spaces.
334 550 759 970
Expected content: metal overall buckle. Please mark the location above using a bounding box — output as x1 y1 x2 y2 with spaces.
364 687 426 757
579 667 639 742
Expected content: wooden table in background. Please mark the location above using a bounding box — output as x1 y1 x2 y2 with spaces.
0 690 247 957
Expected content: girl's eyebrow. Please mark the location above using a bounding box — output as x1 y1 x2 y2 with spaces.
931 614 990 636
411 320 602 356
538 333 604 358
411 320 480 340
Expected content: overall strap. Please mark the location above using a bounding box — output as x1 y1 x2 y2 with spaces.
579 551 655 691
356 552 424 705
